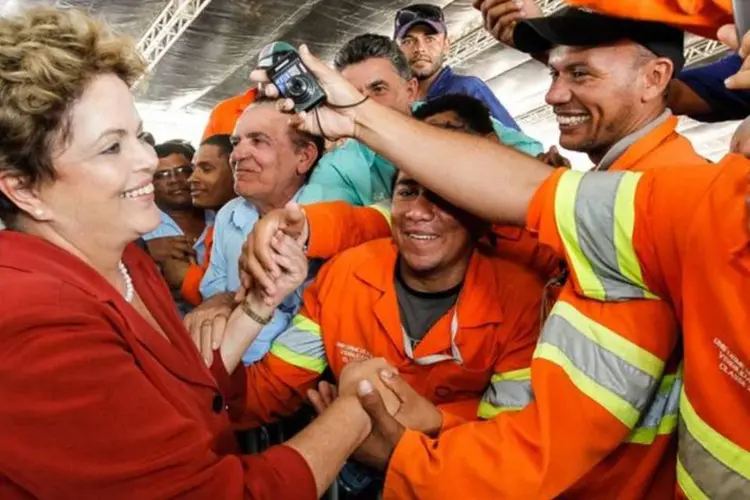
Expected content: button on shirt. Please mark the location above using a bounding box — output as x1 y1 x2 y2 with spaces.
426 66 519 131
200 189 318 365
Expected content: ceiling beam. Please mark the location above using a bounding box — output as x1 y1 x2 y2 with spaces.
136 0 214 73
446 0 564 67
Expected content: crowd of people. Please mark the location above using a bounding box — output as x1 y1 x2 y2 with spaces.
0 0 748 499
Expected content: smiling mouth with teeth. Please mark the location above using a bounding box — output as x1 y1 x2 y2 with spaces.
121 183 154 199
556 114 591 126
408 233 438 241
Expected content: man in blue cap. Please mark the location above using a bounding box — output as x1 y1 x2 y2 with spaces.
394 3 519 130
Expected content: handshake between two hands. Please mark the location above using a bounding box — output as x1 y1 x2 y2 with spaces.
307 357 444 471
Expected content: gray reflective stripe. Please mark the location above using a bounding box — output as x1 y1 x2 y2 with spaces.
640 375 681 429
273 326 326 360
482 380 533 409
543 314 657 412
574 172 646 300
678 419 750 498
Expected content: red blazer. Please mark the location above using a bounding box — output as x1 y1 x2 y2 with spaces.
0 231 315 499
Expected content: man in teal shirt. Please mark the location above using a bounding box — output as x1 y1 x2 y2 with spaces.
299 34 543 206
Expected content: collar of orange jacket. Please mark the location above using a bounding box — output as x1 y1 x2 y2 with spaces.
565 0 733 39
353 240 505 327
601 112 680 172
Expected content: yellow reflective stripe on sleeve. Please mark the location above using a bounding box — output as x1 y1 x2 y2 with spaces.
479 368 533 419
270 342 328 374
368 199 392 227
677 458 710 500
534 342 641 427
678 389 750 496
627 371 681 444
478 400 508 419
555 171 606 300
292 314 321 336
554 301 664 379
628 415 678 444
490 368 531 383
553 170 657 301
612 172 657 300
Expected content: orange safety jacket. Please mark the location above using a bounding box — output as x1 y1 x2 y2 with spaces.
380 114 711 499
228 238 544 433
201 88 258 141
566 0 733 38
527 155 750 499
179 226 215 307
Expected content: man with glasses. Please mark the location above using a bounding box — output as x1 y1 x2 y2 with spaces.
143 141 212 314
394 3 519 129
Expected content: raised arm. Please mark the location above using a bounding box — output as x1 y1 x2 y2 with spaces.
251 46 554 226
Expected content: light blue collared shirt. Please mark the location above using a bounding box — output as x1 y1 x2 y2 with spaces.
142 209 215 264
200 188 319 364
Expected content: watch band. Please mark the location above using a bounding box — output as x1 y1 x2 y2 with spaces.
240 300 272 325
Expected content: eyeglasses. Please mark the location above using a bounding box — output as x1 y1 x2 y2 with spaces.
394 4 445 33
153 164 193 182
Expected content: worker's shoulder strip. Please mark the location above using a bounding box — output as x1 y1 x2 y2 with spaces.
478 368 533 419
554 170 658 302
270 314 327 374
534 300 664 428
677 389 750 499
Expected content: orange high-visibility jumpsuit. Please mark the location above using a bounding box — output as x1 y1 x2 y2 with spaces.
527 154 750 498
379 115 709 499
223 239 544 433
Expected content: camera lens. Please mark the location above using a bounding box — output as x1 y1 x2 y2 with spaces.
287 75 311 99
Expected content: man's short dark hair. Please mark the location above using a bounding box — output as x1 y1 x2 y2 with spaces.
334 34 412 81
154 141 195 161
200 134 233 157
412 94 495 136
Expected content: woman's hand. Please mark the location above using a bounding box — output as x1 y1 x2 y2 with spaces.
250 45 368 140
193 233 308 369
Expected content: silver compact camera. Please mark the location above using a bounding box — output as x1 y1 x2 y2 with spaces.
267 51 326 113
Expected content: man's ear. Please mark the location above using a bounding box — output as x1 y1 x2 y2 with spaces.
442 35 451 54
0 172 50 221
642 57 674 103
406 77 419 100
295 141 319 176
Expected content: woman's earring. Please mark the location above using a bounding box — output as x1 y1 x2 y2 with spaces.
34 209 44 217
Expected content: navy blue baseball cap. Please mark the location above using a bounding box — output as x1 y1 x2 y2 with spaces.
394 4 447 41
